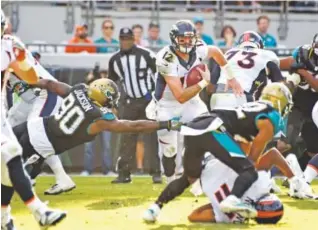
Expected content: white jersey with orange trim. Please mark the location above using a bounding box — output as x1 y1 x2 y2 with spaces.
154 42 209 103
217 47 279 93
201 154 271 223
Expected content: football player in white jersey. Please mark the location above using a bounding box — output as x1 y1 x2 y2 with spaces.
188 152 283 224
1 9 66 229
6 50 76 195
149 20 243 182
210 30 286 110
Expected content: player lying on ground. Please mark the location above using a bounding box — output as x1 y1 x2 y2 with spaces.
1 9 66 229
6 51 76 195
188 148 291 224
13 78 182 180
143 83 311 222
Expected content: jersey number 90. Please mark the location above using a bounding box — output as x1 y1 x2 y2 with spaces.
54 94 85 135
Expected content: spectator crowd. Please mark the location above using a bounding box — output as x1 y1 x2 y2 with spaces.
64 14 278 54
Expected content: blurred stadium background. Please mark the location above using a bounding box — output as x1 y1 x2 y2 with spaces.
2 0 318 174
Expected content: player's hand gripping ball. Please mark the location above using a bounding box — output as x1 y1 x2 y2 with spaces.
186 64 206 87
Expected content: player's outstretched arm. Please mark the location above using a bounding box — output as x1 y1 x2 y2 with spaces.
89 119 181 134
249 119 274 162
207 46 243 95
32 79 71 98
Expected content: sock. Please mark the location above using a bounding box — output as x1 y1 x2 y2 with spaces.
304 154 318 183
1 184 14 207
45 155 70 184
25 196 46 214
156 174 190 208
7 156 34 203
231 168 258 198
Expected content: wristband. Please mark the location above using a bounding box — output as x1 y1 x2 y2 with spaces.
221 63 235 80
158 121 170 130
198 79 208 89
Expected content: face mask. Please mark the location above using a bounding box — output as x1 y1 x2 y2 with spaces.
314 48 318 56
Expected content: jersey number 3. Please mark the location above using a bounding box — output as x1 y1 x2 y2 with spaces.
54 94 85 135
226 50 257 69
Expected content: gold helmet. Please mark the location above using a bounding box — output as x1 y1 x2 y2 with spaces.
259 83 293 117
88 78 120 108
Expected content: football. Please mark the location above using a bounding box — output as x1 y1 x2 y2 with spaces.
186 64 206 87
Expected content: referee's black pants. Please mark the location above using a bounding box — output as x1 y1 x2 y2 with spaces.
117 97 160 175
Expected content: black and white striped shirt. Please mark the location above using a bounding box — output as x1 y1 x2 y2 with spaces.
108 45 156 99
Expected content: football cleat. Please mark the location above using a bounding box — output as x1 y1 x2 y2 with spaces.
220 195 257 218
44 182 76 195
1 219 16 230
33 208 66 229
142 203 161 223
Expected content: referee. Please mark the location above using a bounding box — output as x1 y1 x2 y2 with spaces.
108 27 161 184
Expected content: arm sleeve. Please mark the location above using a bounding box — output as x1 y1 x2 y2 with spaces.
266 61 284 82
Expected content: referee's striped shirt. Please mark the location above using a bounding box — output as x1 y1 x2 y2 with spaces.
108 45 156 99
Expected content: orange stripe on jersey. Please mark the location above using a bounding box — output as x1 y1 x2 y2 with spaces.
308 164 318 173
257 210 284 218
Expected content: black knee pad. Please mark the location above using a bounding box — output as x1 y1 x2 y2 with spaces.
162 155 176 177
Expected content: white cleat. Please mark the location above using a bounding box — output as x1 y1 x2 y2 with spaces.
270 178 281 194
288 176 308 199
220 195 257 218
1 206 16 230
142 203 161 223
1 219 16 230
33 207 66 229
44 182 76 195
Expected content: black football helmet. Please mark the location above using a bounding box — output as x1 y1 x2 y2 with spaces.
169 20 197 54
254 194 284 224
238 30 264 49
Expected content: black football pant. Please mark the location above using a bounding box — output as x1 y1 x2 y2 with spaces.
116 97 160 175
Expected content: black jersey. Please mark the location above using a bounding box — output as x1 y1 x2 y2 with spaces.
44 84 115 153
292 45 318 118
213 102 285 143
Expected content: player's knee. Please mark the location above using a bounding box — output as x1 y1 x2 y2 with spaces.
162 155 176 177
246 167 258 183
2 141 22 164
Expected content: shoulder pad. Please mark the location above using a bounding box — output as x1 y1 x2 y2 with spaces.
196 42 209 60
156 46 177 76
73 83 88 91
255 107 286 136
262 50 279 65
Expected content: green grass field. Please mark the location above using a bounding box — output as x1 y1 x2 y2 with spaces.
10 176 318 230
